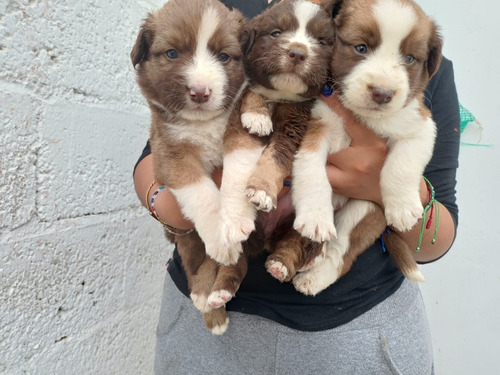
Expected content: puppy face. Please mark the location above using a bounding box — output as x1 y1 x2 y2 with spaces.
131 0 250 122
324 0 442 117
246 0 335 98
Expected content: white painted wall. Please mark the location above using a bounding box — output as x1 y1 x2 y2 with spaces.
1 0 498 374
0 0 169 374
416 1 500 374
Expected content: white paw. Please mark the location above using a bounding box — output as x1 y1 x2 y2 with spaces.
207 289 233 309
292 256 341 296
190 293 209 313
292 271 324 296
210 316 229 335
205 241 243 266
245 188 275 212
292 269 333 296
241 112 273 136
294 213 336 242
220 215 255 246
385 201 423 232
265 259 288 282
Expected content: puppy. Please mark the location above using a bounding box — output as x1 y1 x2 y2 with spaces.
292 0 442 295
131 0 252 334
217 0 336 284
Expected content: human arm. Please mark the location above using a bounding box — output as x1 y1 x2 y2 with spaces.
133 147 224 231
133 143 291 234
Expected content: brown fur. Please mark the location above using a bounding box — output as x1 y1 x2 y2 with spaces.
297 117 331 152
223 96 269 152
383 229 421 279
338 205 388 278
246 100 316 208
240 90 272 121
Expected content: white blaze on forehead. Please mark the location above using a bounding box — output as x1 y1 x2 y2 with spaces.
289 0 320 46
188 6 226 86
185 6 227 110
196 6 220 59
373 0 417 56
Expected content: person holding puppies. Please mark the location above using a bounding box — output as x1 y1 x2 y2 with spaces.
133 0 459 373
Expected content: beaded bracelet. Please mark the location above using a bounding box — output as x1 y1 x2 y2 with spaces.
145 180 157 213
415 177 440 252
146 180 194 236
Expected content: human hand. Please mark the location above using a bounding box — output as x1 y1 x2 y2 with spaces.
322 94 388 207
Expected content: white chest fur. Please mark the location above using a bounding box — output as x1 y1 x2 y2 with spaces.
164 115 228 169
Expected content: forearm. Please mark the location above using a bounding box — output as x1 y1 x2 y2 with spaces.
133 154 194 230
391 178 456 263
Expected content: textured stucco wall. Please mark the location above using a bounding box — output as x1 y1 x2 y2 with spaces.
0 0 170 374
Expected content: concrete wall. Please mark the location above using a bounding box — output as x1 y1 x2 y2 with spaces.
417 1 500 374
1 0 499 374
0 0 168 374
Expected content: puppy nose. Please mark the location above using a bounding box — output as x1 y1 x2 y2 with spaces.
370 87 394 104
288 48 307 64
189 86 211 103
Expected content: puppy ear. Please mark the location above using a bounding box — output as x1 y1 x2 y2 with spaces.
322 0 345 20
426 23 443 79
130 16 154 68
242 29 257 56
230 8 256 56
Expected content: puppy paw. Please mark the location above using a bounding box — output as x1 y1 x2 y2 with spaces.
205 241 243 266
220 214 255 246
292 260 339 296
207 289 233 309
245 188 276 212
209 316 229 335
241 112 273 136
385 202 423 232
294 213 336 242
190 293 209 313
292 271 323 296
265 259 289 282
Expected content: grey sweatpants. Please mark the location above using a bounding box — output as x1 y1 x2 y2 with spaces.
154 274 434 375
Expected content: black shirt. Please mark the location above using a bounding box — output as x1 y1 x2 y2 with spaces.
219 0 269 19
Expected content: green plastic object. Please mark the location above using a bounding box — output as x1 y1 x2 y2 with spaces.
460 104 476 134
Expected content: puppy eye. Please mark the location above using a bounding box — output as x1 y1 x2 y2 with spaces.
166 49 179 59
318 38 328 46
354 44 368 54
217 53 230 62
270 30 281 38
405 55 415 64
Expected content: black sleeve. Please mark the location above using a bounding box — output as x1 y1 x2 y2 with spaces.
219 0 268 18
133 140 151 176
421 56 461 262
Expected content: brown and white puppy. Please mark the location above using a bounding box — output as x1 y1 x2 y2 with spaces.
242 0 335 211
215 0 336 284
131 0 252 334
292 0 442 295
